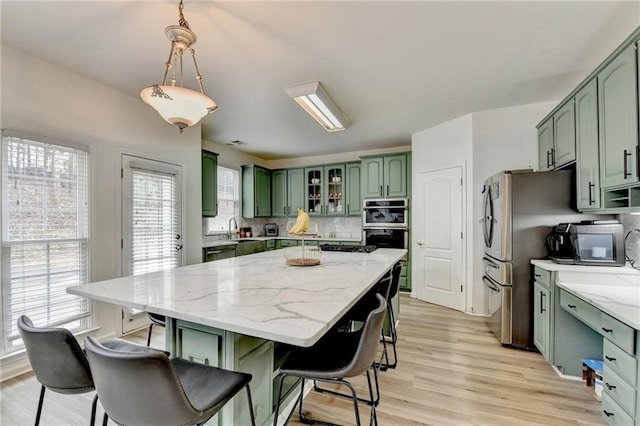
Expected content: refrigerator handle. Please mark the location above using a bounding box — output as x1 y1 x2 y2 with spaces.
482 256 500 269
482 276 500 293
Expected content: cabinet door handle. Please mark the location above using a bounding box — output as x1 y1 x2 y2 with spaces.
603 410 614 417
379 185 383 196
567 304 576 309
540 292 546 313
601 327 613 333
624 149 632 178
534 273 541 278
347 204 350 214
550 148 555 167
605 356 617 362
636 145 640 178
605 382 617 390
588 182 595 205
386 185 390 196
546 150 552 168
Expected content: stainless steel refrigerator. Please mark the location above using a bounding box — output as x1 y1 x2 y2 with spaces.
481 169 604 349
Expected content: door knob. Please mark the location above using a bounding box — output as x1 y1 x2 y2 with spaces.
416 240 425 247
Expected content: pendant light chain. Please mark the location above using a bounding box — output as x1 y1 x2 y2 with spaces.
178 0 190 29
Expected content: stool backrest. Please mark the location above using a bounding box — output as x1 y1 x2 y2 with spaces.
17 315 94 394
389 261 402 299
341 294 387 377
84 336 201 426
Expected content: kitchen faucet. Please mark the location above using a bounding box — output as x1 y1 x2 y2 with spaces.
228 217 238 239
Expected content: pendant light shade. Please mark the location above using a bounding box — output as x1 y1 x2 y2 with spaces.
140 1 217 132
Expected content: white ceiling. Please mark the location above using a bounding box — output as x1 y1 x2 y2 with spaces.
1 1 639 160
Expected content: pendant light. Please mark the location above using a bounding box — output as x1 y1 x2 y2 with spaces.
140 0 217 132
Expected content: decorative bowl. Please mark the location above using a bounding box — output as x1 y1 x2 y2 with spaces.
311 178 320 184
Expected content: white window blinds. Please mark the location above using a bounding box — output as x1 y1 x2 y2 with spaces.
123 161 181 276
205 166 239 233
1 132 90 355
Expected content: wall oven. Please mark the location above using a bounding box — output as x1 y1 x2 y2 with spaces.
362 198 408 228
363 228 408 249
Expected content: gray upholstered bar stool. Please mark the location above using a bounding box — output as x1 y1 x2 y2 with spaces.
273 294 387 426
17 315 99 426
84 336 256 426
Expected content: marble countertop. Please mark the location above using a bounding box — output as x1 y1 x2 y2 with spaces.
532 259 640 329
69 248 406 347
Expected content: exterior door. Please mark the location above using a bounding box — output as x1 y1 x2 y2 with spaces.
121 155 183 333
414 166 465 312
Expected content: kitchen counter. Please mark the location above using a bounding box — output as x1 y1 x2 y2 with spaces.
202 235 362 248
69 248 406 347
531 259 640 329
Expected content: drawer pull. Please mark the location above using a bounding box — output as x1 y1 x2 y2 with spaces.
567 304 576 309
605 382 617 390
534 273 541 278
601 327 613 333
605 356 617 362
603 410 614 417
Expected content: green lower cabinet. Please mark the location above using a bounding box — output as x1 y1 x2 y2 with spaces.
275 239 299 250
172 320 275 426
533 280 551 362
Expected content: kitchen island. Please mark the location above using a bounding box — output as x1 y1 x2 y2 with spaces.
69 248 406 426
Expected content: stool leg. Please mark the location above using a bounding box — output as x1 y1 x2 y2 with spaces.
90 393 98 426
35 385 46 426
245 384 256 426
102 413 109 426
272 374 287 426
146 323 154 347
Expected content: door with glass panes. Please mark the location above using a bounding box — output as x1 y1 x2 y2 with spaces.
121 155 183 333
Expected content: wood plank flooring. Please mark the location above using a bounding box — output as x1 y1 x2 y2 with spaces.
1 295 604 425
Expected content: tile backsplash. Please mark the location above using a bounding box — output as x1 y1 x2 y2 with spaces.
619 214 640 264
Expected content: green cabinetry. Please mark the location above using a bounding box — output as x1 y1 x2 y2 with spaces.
361 154 408 198
345 162 362 216
598 43 639 190
202 150 218 217
242 165 271 218
304 165 347 216
576 80 602 210
271 169 304 217
531 265 603 377
537 102 576 171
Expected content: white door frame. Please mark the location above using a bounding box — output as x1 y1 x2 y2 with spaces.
412 163 467 312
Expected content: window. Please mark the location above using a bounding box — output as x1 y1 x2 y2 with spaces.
1 132 90 355
205 166 239 233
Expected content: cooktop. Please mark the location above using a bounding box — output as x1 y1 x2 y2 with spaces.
319 244 378 253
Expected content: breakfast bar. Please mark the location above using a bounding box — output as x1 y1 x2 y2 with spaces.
68 248 406 426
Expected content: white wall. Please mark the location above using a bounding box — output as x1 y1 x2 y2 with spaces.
411 102 557 315
1 45 202 378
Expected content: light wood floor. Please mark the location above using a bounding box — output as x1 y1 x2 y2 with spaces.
1 295 604 425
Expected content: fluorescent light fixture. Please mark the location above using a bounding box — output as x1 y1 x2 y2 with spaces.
286 82 350 132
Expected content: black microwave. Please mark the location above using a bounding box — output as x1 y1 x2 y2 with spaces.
547 220 624 266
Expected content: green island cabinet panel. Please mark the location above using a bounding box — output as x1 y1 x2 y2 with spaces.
287 168 305 217
271 170 287 217
537 118 554 171
202 150 218 217
242 165 271 218
575 79 602 210
553 101 576 168
362 154 408 198
598 43 639 189
345 162 362 216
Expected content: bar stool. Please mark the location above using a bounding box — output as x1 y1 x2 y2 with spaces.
273 294 387 426
85 336 256 426
146 312 166 346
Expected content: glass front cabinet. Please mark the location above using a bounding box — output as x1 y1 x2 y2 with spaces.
305 165 346 216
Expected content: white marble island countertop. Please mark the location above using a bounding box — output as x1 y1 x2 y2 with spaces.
555 271 640 330
69 248 406 347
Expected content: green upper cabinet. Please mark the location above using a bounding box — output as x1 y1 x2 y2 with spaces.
242 165 271 218
272 168 304 217
362 154 408 198
202 150 218 217
537 103 575 171
575 79 601 210
324 165 345 216
287 168 305 217
553 102 576 168
345 162 362 216
271 170 287 217
305 167 324 216
598 43 639 189
538 118 554 171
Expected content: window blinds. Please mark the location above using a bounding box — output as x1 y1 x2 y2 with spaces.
1 133 90 354
128 166 179 276
206 166 239 233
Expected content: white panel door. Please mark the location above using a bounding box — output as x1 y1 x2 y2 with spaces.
414 166 465 311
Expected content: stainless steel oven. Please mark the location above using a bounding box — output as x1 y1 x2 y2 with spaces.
363 228 408 249
363 198 408 228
